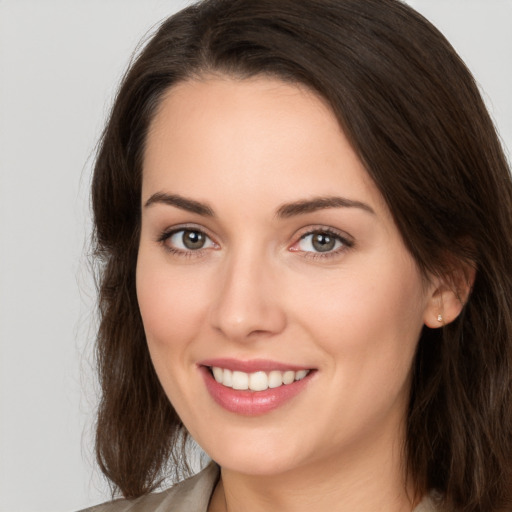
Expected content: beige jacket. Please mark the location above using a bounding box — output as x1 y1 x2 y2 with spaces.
80 463 440 512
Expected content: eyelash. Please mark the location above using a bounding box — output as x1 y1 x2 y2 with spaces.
291 227 354 260
157 225 354 260
157 225 217 259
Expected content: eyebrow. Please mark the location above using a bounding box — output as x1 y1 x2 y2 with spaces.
275 196 375 218
144 192 215 216
144 192 375 218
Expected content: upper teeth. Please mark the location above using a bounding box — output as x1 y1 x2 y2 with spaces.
211 367 309 391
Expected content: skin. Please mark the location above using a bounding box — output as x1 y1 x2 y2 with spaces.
136 76 459 512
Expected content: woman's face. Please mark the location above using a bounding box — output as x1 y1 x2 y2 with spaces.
137 76 438 477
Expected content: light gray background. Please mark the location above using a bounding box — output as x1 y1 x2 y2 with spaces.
0 1 511 511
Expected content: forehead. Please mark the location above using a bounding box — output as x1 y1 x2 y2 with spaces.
142 76 386 215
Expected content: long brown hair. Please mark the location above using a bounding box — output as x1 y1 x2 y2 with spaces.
91 0 512 509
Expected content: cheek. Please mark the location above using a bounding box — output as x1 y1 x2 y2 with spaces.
291 255 426 383
135 252 210 352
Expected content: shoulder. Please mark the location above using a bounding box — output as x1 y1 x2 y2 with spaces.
78 463 220 512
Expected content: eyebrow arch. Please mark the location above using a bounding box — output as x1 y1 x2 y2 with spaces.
144 192 214 217
276 196 375 218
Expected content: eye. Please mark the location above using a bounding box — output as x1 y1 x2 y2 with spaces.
290 228 353 257
163 228 216 252
298 231 342 252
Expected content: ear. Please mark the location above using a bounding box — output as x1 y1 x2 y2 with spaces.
423 260 476 328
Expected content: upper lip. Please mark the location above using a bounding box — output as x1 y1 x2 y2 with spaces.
198 358 313 373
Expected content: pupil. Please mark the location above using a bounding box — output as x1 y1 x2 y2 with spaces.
183 230 205 249
312 233 335 252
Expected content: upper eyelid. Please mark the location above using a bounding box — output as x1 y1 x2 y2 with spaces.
294 225 354 244
157 223 216 242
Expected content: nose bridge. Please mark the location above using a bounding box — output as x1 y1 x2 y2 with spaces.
209 242 286 341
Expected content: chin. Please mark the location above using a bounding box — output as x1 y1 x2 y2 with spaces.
198 428 311 477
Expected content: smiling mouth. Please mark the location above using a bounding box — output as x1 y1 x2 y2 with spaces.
208 367 311 392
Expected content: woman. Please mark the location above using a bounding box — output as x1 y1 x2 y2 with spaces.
85 0 512 510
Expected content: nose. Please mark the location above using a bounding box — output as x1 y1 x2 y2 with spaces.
209 249 287 342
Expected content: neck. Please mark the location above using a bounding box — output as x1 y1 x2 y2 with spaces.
209 428 420 512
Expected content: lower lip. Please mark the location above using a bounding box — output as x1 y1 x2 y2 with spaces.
200 366 314 416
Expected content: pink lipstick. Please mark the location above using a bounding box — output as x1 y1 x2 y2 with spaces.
198 359 315 416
